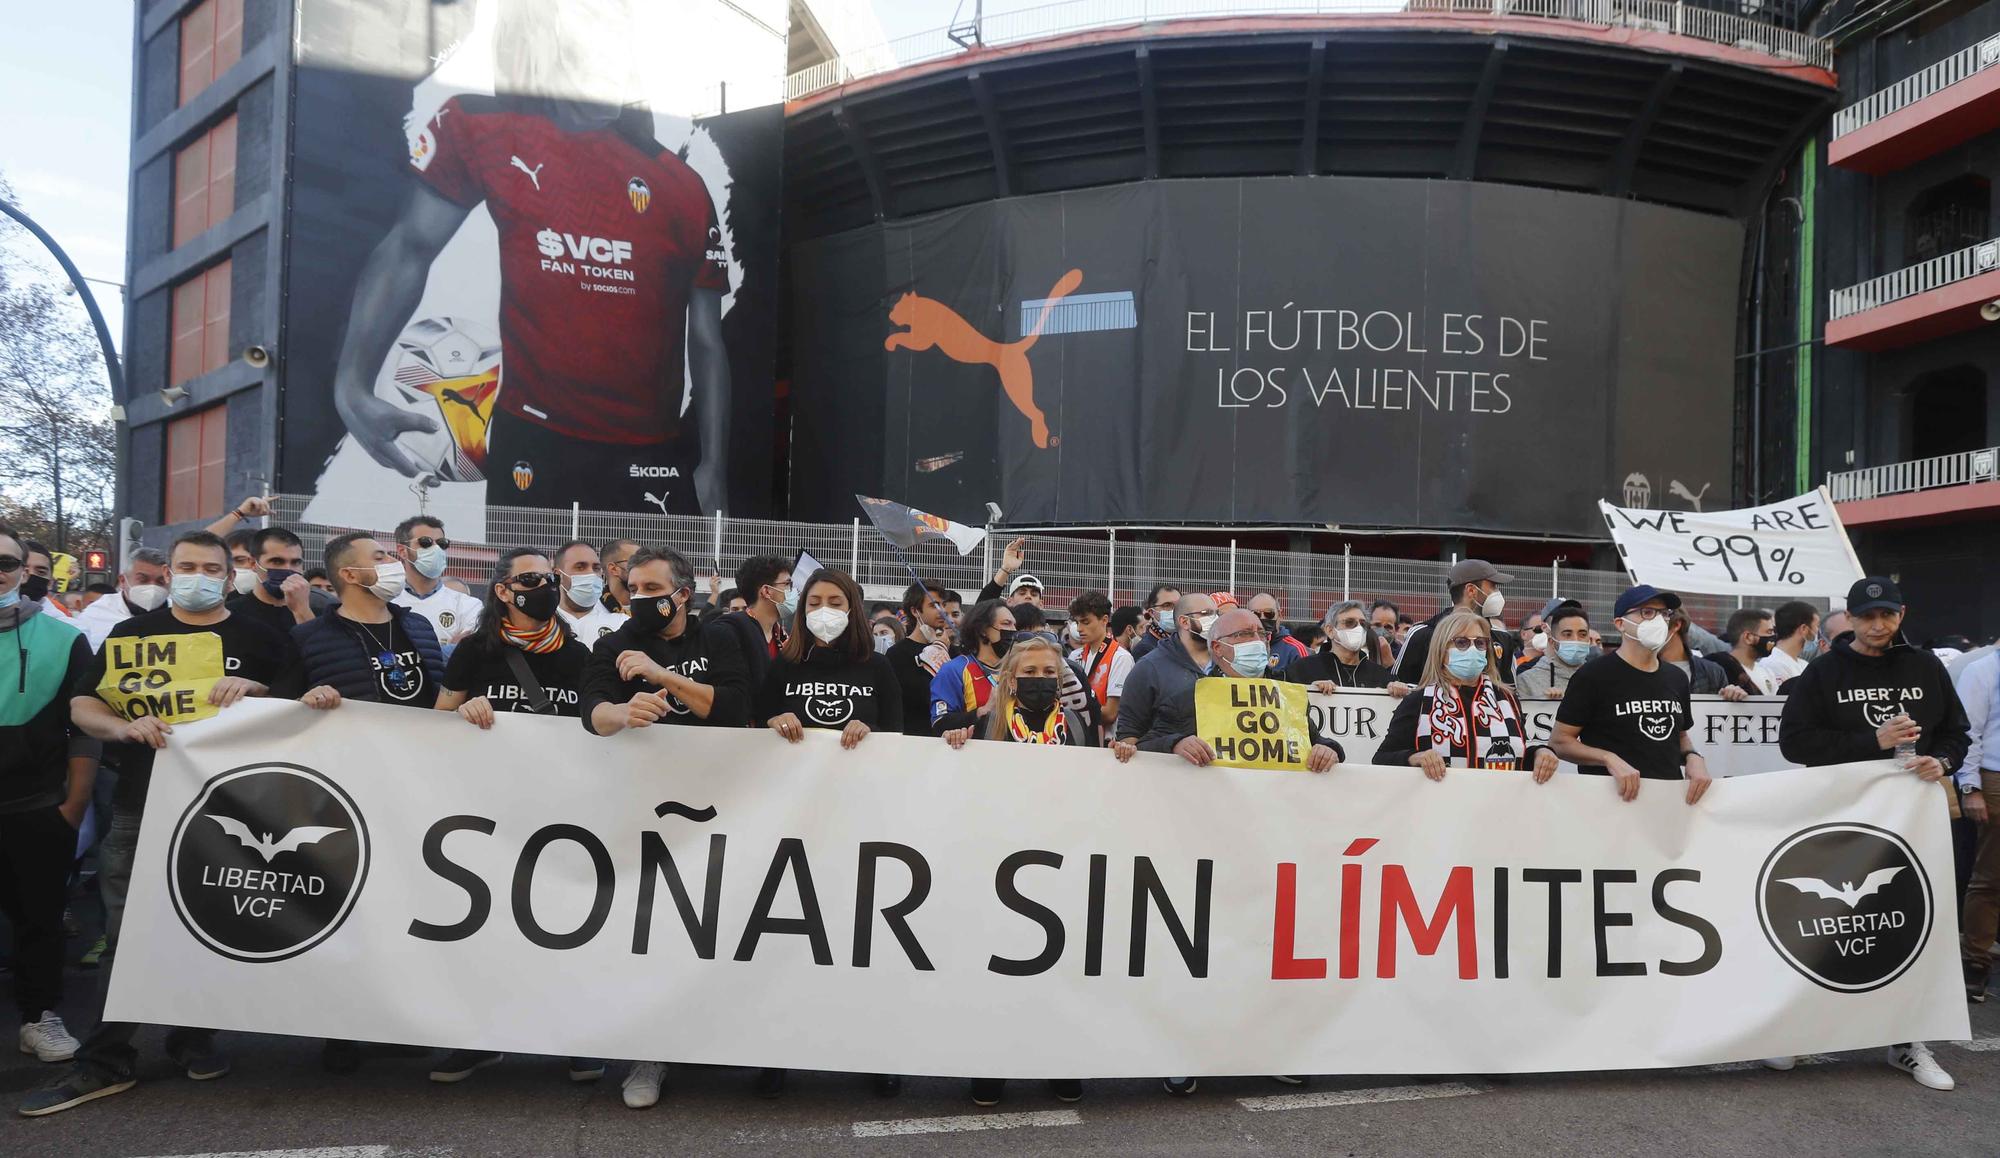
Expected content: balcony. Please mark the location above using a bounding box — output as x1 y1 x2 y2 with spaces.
1829 446 2000 527
1829 33 2000 174
1825 234 2000 351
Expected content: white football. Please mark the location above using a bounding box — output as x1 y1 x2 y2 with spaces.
384 316 502 483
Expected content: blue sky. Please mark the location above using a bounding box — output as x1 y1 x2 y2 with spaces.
0 0 1023 355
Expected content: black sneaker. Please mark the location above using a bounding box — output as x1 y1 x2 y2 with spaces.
970 1078 1005 1106
19 1068 137 1117
872 1073 902 1097
1966 962 1989 1004
429 1050 504 1083
569 1057 607 1082
1271 1075 1308 1086
321 1038 363 1074
753 1067 786 1098
1162 1076 1197 1096
166 1041 231 1081
1048 1079 1083 1102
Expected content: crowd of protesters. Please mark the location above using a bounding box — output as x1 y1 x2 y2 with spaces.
2 508 1992 1116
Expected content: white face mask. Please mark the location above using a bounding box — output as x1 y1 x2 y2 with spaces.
1333 625 1367 653
364 560 407 602
411 543 449 580
1191 612 1219 640
232 569 259 596
1531 631 1548 653
1479 588 1505 619
125 583 168 612
1627 615 1671 652
805 607 849 644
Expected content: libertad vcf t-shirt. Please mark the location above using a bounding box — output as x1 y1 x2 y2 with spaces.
442 637 590 716
757 648 904 733
410 95 728 444
1554 652 1695 780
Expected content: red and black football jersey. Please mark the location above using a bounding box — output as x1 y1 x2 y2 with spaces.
411 96 729 444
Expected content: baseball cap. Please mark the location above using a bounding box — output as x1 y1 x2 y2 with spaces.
1006 573 1042 595
1448 559 1515 588
1539 597 1584 622
1613 584 1683 619
1846 576 1903 615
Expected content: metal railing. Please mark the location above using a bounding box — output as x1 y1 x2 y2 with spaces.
1827 235 2000 321
263 494 1773 635
1831 33 2000 138
1827 446 2000 503
784 0 1833 101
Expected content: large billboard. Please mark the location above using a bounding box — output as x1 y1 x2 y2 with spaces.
789 178 1744 538
281 0 784 534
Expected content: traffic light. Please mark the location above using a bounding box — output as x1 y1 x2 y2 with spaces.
83 549 110 587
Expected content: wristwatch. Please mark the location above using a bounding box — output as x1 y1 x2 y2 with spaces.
1961 781 1978 796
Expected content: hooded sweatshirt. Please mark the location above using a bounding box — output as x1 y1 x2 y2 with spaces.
0 599 95 813
1778 636 1971 772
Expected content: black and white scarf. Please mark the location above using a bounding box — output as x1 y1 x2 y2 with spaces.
1412 678 1529 769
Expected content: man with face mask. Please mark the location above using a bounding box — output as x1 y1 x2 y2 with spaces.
22 532 302 1117
552 540 628 645
294 532 447 715
1172 607 1342 772
1287 600 1399 693
887 579 953 737
16 540 71 619
73 548 169 652
581 547 750 737
1723 608 1779 695
712 554 791 701
389 517 483 652
1759 600 1822 693
225 527 334 636
1131 584 1183 660
1549 586 1710 807
1109 592 1220 762
1393 560 1520 686
1516 603 1591 700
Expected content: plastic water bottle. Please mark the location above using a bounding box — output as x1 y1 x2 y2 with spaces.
1894 738 1917 769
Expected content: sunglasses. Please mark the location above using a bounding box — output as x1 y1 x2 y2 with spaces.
406 536 453 550
505 572 558 590
0 555 20 574
1446 636 1489 652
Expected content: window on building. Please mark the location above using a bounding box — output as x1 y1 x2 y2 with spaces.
173 115 237 248
1904 174 1991 265
178 0 244 106
164 404 229 525
1907 365 1989 461
169 260 232 386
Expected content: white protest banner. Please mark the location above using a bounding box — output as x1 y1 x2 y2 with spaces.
1599 486 1865 598
109 700 1965 1077
1308 689 1794 779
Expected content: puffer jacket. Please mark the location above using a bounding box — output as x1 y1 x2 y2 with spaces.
292 602 444 703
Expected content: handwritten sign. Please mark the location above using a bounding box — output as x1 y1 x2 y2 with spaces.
98 632 225 724
1599 486 1864 598
1194 677 1312 770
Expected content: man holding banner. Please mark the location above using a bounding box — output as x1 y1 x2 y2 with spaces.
1548 586 1710 805
1185 607 1342 774
24 532 302 1117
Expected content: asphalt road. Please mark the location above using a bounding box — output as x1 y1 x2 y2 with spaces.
5 979 1999 1158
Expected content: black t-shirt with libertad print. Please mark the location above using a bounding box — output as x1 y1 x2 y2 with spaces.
1554 651 1695 780
341 615 437 709
757 648 904 733
443 636 591 716
77 608 301 807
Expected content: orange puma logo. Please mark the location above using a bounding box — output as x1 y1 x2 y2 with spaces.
884 269 1084 449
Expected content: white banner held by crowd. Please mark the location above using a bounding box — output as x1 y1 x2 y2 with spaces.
1600 486 1865 598
109 700 1965 1077
1308 689 1793 779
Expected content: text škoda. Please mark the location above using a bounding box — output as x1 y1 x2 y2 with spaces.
405 812 1722 982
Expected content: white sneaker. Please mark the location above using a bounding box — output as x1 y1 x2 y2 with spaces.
18 1013 79 1063
1886 1043 1954 1091
621 1061 667 1109
1760 1056 1796 1071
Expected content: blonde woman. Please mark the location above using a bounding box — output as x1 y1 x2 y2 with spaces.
1377 610 1556 781
943 635 1095 750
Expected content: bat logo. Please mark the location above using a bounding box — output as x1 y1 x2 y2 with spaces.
1862 702 1901 729
1778 867 1905 909
1638 715 1675 742
804 696 854 726
206 814 347 863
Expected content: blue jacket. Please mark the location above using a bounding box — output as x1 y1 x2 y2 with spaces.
292 602 445 704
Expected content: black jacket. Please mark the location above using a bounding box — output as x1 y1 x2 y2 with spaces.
581 614 751 732
292 602 445 705
1778 637 1971 772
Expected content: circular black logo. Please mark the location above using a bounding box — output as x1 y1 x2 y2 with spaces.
168 763 369 963
1757 822 1931 992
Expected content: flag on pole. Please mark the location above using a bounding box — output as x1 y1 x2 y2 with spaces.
790 548 826 594
856 495 988 556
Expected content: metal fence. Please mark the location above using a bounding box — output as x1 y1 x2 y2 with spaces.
784 0 1833 100
1827 234 2000 321
1827 446 2000 503
265 494 1784 635
1831 33 2000 138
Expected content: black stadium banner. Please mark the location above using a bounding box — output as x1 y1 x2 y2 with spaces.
788 178 1743 538
280 0 783 527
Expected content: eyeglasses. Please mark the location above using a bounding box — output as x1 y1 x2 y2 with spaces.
1446 636 1488 652
505 571 558 590
1254 610 1279 622
0 555 20 574
406 536 453 551
1622 606 1670 622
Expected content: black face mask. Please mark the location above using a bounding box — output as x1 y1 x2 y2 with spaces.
262 568 298 598
988 632 1014 659
511 585 560 622
20 574 50 603
630 592 679 633
1014 676 1060 713
1751 635 1776 657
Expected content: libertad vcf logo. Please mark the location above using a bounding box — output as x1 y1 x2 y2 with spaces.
1757 822 1931 993
168 764 369 963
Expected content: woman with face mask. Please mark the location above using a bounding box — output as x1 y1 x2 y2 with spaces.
1377 610 1558 783
926 598 1016 736
869 612 905 656
940 635 1091 1108
1286 600 1401 694
435 550 592 728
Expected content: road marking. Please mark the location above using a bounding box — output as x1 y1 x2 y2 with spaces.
851 1108 1083 1137
1957 1037 2000 1052
139 1150 395 1158
1239 1082 1486 1112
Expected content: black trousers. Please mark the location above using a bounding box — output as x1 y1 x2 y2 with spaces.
0 804 73 1023
485 408 700 515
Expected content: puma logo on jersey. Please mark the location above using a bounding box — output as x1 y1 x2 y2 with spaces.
536 230 633 265
884 269 1084 449
510 156 544 190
